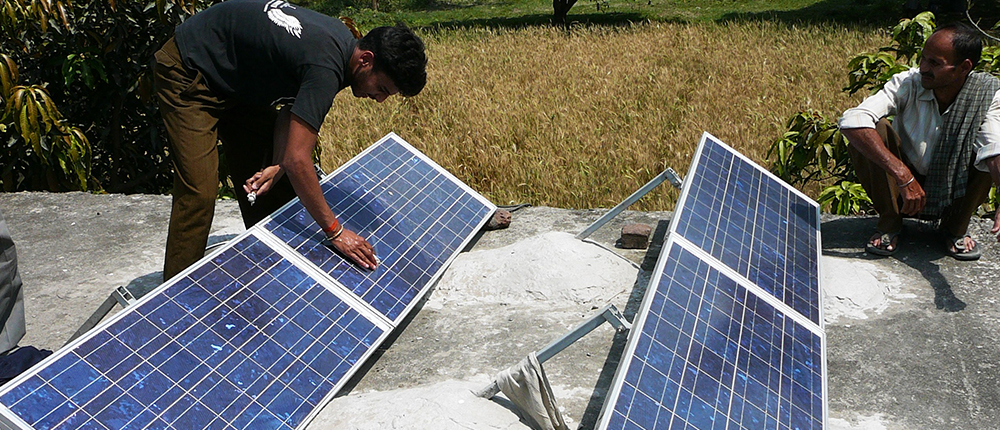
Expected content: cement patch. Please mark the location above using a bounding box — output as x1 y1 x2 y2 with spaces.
313 380 534 429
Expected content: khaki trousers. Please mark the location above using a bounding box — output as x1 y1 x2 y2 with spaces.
153 38 298 280
847 118 993 237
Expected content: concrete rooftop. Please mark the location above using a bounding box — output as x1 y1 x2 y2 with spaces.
0 191 999 429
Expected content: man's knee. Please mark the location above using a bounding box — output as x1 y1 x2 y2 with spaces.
172 183 218 218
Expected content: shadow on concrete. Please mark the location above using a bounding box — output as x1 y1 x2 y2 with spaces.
124 272 165 300
577 217 669 428
821 216 966 312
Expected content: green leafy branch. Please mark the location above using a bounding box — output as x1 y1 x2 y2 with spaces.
768 110 869 214
1 52 90 191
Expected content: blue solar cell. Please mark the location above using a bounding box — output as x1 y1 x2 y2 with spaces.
265 135 495 322
602 241 824 430
0 235 383 430
673 134 821 325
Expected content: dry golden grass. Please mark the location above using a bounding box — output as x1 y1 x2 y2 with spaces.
320 21 887 210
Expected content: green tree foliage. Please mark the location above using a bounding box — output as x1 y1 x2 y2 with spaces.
1 0 215 193
768 110 855 188
1 52 91 191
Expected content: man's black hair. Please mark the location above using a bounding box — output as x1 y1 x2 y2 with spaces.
359 24 427 97
934 22 982 67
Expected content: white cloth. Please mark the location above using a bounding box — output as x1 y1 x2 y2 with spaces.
839 68 1000 174
495 352 569 430
0 209 25 354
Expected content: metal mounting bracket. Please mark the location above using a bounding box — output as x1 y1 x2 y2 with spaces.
576 167 684 241
475 303 632 399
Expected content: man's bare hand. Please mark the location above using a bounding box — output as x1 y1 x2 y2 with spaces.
329 228 378 270
244 165 283 197
899 178 926 216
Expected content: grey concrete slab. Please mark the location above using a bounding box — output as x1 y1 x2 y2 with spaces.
0 192 998 429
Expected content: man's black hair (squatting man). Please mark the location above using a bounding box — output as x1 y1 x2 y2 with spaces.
359 24 428 97
934 22 982 67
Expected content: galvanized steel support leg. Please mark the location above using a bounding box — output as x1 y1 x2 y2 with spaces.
575 168 683 240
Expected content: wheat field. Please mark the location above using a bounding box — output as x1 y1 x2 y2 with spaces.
319 21 887 210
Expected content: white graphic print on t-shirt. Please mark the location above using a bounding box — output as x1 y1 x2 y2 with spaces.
264 0 302 38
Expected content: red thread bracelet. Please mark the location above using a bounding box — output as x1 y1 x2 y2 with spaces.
322 219 340 234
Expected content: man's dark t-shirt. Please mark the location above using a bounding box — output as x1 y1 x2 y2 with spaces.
174 0 356 131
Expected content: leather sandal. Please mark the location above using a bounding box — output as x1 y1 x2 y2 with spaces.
945 234 980 261
865 230 900 256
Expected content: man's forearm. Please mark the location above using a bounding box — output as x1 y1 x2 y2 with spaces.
986 154 1000 187
842 127 914 183
284 155 337 230
279 113 338 232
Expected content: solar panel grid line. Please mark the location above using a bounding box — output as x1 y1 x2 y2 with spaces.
252 229 394 331
323 159 458 297
290 170 472 320
595 238 827 430
669 132 823 326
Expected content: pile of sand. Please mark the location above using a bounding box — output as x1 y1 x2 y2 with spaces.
821 255 908 323
426 231 639 309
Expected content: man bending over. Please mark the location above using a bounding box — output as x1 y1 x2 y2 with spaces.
154 0 426 280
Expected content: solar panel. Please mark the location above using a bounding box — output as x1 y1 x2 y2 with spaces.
596 132 825 429
600 240 824 430
672 133 821 325
0 133 496 430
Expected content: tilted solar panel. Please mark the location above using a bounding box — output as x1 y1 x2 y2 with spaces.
600 240 824 430
0 133 496 430
672 133 821 325
0 234 383 430
596 132 825 429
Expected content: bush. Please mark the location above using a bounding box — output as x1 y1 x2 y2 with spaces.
768 110 870 214
1 0 215 193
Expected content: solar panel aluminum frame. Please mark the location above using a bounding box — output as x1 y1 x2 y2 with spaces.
594 131 827 429
595 236 828 429
0 132 496 430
